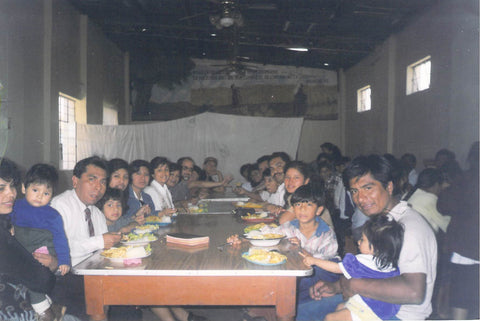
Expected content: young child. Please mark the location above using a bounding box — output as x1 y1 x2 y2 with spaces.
302 214 404 321
10 163 69 320
97 187 142 233
11 164 70 274
228 183 339 303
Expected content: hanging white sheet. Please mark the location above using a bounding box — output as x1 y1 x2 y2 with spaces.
77 112 303 181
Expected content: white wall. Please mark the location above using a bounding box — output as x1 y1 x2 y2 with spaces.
297 120 341 162
343 0 479 169
0 0 127 178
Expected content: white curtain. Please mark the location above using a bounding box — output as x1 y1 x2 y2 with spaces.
77 112 304 181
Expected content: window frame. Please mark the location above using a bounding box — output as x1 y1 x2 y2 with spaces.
357 85 371 113
406 56 431 95
58 94 77 170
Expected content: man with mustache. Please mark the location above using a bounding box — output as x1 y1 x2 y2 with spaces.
51 156 121 319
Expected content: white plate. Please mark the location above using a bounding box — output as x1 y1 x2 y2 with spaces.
121 236 158 246
101 251 151 263
244 237 285 247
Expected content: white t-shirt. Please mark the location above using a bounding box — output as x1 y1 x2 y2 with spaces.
260 183 285 207
389 201 437 320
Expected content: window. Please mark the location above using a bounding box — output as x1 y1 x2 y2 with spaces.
357 85 371 112
406 56 431 95
59 95 76 170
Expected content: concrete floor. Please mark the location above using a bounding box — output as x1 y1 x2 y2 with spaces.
108 306 247 321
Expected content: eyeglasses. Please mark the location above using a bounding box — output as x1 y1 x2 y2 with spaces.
182 166 193 171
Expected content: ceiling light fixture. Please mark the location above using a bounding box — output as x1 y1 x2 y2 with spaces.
286 47 309 52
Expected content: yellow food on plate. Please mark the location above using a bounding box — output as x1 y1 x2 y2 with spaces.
146 215 172 223
101 247 128 258
101 245 151 259
236 202 263 209
244 223 278 233
121 232 157 242
241 212 269 219
242 249 287 264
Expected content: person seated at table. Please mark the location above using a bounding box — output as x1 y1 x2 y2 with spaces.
228 183 339 304
243 163 264 192
277 161 334 229
0 158 66 321
108 158 130 192
107 158 146 229
297 155 437 321
188 165 233 199
302 214 404 321
51 156 122 319
144 157 177 219
125 159 155 221
259 168 285 209
239 163 251 182
203 156 226 193
11 163 70 276
98 187 141 233
167 162 197 210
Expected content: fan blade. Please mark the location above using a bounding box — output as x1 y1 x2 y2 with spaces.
179 11 210 21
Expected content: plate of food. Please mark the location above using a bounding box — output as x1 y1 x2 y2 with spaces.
241 212 276 223
101 245 151 263
242 248 287 266
243 230 285 246
133 224 160 234
234 201 263 209
121 232 158 246
243 223 278 234
145 215 173 226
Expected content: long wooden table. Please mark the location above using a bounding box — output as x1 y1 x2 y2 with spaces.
73 212 312 320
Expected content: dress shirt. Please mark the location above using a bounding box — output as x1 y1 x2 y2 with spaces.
144 180 174 211
51 189 107 266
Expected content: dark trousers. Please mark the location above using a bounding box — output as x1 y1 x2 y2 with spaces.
51 273 87 320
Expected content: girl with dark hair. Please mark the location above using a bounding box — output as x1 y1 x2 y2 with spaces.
279 161 334 229
302 214 404 321
97 188 138 234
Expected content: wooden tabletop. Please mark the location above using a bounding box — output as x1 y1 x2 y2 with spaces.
73 213 312 277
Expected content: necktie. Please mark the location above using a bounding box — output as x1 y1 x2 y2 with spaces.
85 208 95 237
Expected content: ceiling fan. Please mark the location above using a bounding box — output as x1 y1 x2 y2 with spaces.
180 0 277 29
208 0 243 29
211 26 258 76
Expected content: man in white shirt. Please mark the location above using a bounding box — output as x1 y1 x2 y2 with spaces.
52 156 120 266
297 155 437 320
51 156 121 319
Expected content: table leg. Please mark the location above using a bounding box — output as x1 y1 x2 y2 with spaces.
275 277 296 320
84 276 107 320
